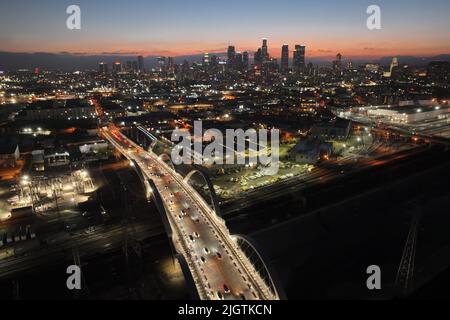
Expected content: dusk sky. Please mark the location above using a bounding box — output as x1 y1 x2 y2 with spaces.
1 0 450 58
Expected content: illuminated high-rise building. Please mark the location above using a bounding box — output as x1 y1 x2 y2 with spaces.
132 61 138 72
293 45 306 73
112 61 122 73
166 57 175 74
306 62 314 76
242 51 249 71
181 59 190 76
157 56 166 73
235 52 243 71
281 44 289 73
390 57 399 72
254 48 263 67
261 38 269 61
98 62 109 74
126 61 133 71
203 52 210 65
227 46 236 69
138 55 144 72
333 53 343 71
210 55 219 73
383 57 399 78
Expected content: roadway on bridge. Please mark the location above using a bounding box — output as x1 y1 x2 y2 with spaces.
102 127 277 301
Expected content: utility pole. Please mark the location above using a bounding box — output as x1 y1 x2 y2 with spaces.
395 208 422 297
72 246 89 298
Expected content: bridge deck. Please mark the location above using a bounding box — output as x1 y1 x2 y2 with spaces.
101 127 278 301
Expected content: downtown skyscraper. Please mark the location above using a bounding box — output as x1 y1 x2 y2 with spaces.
281 44 289 74
242 51 249 71
227 45 236 70
293 45 306 73
261 38 269 62
138 56 144 72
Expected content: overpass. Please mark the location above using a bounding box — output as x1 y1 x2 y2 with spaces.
100 126 283 300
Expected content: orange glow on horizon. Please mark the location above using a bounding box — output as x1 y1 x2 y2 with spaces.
3 37 450 59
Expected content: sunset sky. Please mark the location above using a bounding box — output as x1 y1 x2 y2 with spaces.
1 0 450 59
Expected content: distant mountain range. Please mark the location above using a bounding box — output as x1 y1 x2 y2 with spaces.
0 51 449 72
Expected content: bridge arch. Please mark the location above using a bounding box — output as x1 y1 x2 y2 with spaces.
184 167 222 218
158 153 176 171
234 234 286 300
149 140 158 151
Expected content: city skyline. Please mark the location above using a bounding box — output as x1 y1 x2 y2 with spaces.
1 0 450 58
1 0 450 304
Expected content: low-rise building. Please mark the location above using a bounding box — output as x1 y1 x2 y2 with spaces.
367 104 450 124
45 150 71 167
311 119 352 140
289 139 333 164
0 144 20 168
19 99 95 121
31 150 45 172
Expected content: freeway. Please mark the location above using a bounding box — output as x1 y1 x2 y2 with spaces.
101 127 279 301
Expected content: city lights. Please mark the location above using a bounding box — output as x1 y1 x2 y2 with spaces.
0 0 449 304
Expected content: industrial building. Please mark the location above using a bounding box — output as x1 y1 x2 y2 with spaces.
367 104 450 124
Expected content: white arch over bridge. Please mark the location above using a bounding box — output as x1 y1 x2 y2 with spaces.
184 167 222 218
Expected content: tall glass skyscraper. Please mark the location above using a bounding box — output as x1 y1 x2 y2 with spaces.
293 45 306 73
138 55 144 72
261 38 269 62
281 44 289 73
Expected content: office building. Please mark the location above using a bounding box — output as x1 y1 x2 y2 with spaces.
98 62 109 74
138 55 144 72
333 53 342 71
242 51 249 71
227 46 236 69
281 44 289 73
293 45 306 73
112 61 122 73
261 38 269 62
